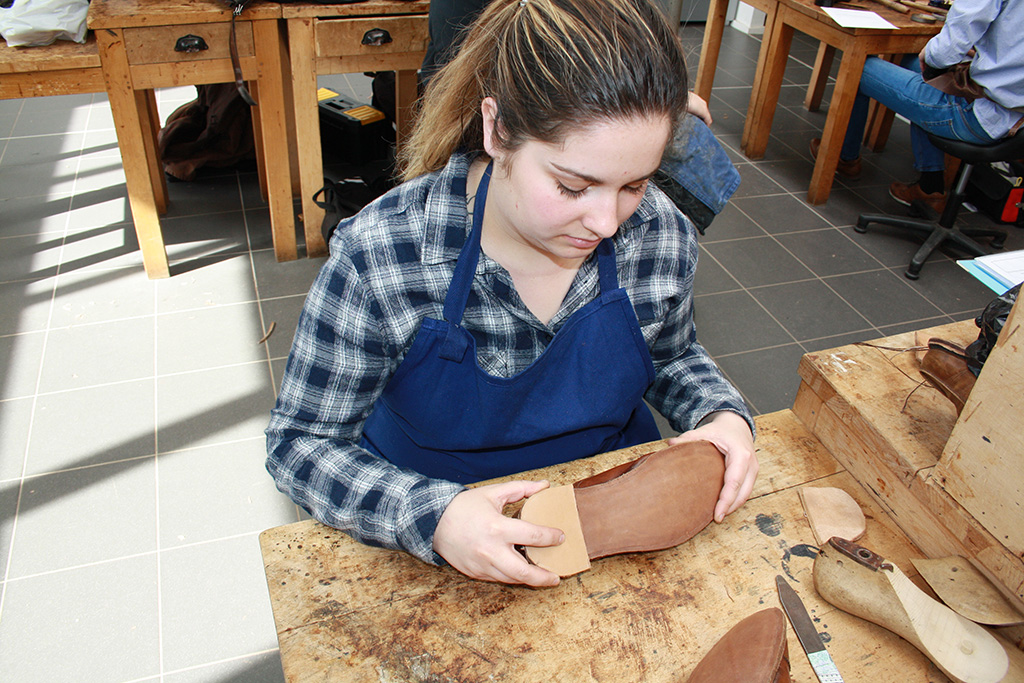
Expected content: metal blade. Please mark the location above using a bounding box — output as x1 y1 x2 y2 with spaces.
776 575 845 683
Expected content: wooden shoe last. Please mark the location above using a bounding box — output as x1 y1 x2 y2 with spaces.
813 538 1009 683
519 441 725 577
685 608 791 683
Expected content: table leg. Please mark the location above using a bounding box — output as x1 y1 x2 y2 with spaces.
140 89 168 214
741 8 791 159
693 0 728 102
96 28 170 279
249 79 269 203
808 45 867 205
805 42 835 112
254 18 298 262
288 17 328 258
394 69 418 148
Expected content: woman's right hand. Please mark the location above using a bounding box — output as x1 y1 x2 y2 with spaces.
433 481 564 587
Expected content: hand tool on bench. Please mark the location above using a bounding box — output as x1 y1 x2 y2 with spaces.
776 575 845 683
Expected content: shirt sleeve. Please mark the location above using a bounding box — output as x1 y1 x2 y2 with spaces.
924 0 1001 68
639 211 756 437
265 240 465 565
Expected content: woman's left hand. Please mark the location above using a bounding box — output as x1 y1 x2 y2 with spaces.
667 411 756 523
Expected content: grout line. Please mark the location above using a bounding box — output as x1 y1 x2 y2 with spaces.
152 264 164 681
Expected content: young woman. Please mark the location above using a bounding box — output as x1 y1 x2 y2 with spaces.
267 0 757 588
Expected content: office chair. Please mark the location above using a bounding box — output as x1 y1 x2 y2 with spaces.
855 131 1024 279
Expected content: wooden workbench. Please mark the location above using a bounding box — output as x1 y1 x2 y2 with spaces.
260 409 955 682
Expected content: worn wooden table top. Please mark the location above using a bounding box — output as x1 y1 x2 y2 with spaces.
260 409 951 682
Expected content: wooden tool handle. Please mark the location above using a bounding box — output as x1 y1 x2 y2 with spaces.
901 0 947 12
873 0 910 13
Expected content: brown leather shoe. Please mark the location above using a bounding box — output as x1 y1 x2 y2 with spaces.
809 138 862 180
920 338 977 415
889 181 947 214
519 441 725 577
685 608 791 683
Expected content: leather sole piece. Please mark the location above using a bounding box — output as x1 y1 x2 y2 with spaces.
813 539 1009 683
519 441 725 577
919 338 976 415
686 608 791 683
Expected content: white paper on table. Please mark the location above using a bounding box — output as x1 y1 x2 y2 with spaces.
822 8 898 28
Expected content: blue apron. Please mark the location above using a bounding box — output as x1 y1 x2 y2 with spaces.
360 164 661 484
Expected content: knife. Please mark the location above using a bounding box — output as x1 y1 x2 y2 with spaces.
776 575 845 683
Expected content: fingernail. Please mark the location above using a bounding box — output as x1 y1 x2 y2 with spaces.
558 533 565 544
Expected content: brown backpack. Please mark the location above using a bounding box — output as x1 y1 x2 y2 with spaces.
157 83 255 181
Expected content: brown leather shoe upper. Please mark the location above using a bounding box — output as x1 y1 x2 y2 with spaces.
809 138 862 180
889 181 947 214
685 608 791 683
920 338 977 415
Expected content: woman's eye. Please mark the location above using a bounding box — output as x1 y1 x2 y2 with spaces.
557 182 586 198
624 181 647 196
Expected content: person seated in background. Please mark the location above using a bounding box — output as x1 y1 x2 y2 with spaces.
811 0 1024 214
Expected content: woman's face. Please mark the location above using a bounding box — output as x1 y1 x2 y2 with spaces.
481 99 672 267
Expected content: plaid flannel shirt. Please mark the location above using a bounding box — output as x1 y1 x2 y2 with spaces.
266 152 752 565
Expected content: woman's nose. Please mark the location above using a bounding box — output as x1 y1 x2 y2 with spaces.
583 195 620 238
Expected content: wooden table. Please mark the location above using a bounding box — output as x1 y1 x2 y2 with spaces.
0 33 106 99
88 0 295 278
739 0 939 204
259 409 952 681
283 0 429 257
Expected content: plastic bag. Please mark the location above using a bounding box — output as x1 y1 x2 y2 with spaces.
0 0 89 47
965 282 1021 376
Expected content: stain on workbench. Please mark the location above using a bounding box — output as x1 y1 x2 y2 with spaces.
755 512 784 536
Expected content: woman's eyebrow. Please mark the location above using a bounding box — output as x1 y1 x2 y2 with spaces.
551 162 656 185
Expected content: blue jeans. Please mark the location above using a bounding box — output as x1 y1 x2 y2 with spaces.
842 55 997 172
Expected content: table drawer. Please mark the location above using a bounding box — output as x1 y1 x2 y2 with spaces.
123 22 254 65
315 14 428 59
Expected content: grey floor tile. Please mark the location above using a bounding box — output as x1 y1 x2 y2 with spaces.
800 329 887 353
27 380 156 476
162 174 245 218
50 265 157 327
252 248 326 299
258 294 306 360
693 250 742 297
156 302 267 375
0 233 63 281
751 158 813 193
64 185 133 233
38 317 155 393
751 279 872 341
702 236 815 288
731 164 787 198
715 343 807 415
160 535 282 672
0 479 17 579
0 277 55 335
734 194 831 235
693 290 793 356
0 134 85 199
0 331 45 400
7 457 156 578
58 222 143 272
839 222 935 269
774 228 885 277
823 270 946 328
156 253 258 313
163 650 285 683
0 398 33 480
0 555 160 682
70 152 127 194
162 210 252 262
0 194 73 239
158 438 297 548
10 94 96 135
703 202 766 241
902 259 999 317
156 362 276 452
877 314 959 337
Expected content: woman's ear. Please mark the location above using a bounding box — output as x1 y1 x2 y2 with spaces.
481 96 502 159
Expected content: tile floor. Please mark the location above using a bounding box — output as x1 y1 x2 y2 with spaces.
0 21 1018 682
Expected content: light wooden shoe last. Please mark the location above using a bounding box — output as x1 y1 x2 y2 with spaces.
813 538 1009 683
519 441 725 577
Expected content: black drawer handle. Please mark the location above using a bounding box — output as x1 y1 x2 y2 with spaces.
175 34 210 53
361 28 393 47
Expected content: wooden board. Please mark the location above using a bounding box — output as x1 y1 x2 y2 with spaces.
259 410 950 682
938 297 1024 562
793 320 1024 606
